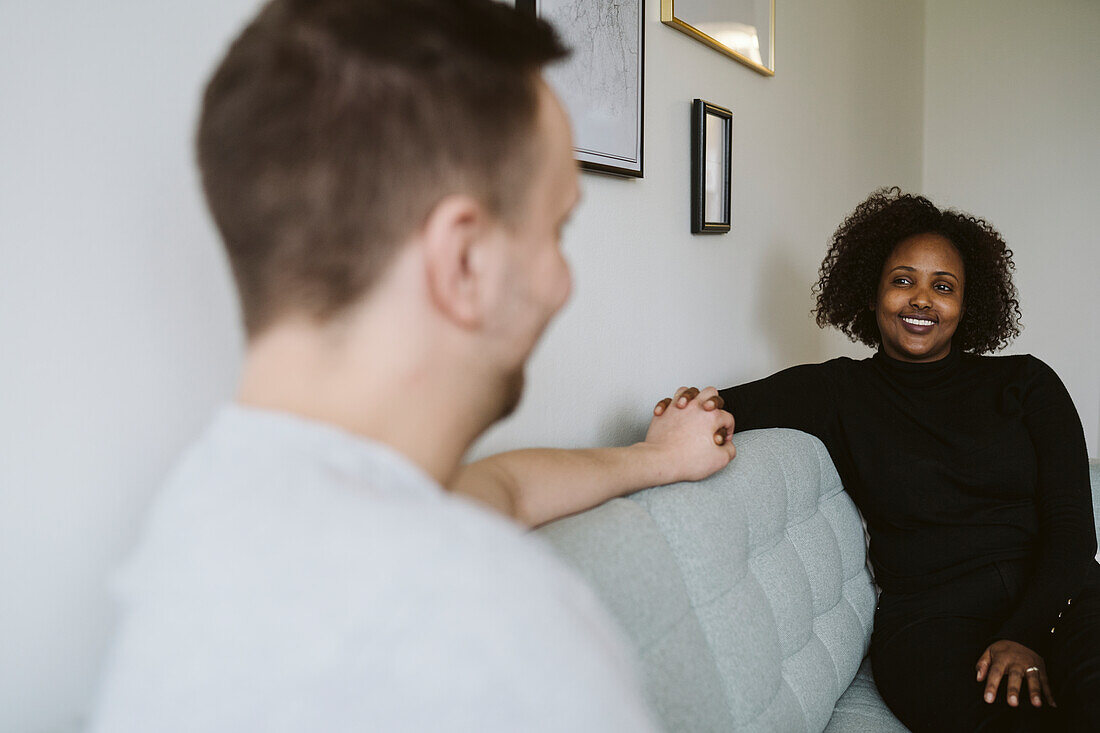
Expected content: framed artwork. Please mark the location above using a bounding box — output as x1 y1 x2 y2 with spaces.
661 0 775 76
517 0 645 177
691 99 732 234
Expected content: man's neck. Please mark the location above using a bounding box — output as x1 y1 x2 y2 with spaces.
236 314 501 488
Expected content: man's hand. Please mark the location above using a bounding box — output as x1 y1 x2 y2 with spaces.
451 386 735 527
975 640 1056 708
643 386 736 483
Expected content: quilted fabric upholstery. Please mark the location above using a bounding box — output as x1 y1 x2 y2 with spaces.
537 428 882 732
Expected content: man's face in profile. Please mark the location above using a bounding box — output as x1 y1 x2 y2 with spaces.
492 79 581 419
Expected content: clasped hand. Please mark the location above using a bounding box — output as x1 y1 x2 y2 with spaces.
645 386 736 483
975 640 1056 708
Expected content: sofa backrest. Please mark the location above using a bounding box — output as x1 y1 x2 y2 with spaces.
539 438 1100 733
537 428 877 733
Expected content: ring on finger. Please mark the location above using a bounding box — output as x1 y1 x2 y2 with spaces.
1025 666 1040 674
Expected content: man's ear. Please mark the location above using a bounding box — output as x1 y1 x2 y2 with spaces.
421 194 494 329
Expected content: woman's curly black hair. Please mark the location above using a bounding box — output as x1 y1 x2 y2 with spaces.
813 187 1022 354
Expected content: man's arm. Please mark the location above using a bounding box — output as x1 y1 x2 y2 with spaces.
450 388 735 527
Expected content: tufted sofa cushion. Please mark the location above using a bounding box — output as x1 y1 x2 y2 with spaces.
538 428 883 732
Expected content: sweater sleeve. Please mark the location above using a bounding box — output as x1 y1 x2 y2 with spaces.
718 361 840 442
994 356 1097 653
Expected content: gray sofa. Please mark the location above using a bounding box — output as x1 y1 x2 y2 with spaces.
538 428 1100 733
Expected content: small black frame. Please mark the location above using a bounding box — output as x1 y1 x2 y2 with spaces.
691 99 733 234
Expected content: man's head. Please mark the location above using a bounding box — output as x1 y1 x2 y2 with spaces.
197 0 570 338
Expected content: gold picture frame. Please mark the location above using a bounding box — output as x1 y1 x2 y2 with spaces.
661 0 775 76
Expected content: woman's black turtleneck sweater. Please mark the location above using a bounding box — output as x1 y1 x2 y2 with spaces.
719 348 1095 653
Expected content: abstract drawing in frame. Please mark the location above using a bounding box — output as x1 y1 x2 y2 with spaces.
518 0 645 178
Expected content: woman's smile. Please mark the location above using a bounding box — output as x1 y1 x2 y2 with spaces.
899 313 936 333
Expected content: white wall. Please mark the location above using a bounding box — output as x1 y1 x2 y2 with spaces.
2 1 922 730
922 0 1100 454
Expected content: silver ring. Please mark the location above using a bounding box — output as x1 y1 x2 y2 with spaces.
1025 666 1040 673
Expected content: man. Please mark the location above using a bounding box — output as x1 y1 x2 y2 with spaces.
88 0 734 730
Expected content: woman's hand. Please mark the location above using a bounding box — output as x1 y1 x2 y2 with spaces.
653 386 724 417
975 640 1056 708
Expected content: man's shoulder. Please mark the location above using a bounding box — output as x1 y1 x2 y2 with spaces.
96 433 654 732
139 414 589 603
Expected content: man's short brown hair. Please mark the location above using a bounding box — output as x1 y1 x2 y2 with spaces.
197 0 568 336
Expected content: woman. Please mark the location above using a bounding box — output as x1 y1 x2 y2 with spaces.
659 189 1099 732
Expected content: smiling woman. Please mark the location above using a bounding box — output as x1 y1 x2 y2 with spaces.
656 188 1100 731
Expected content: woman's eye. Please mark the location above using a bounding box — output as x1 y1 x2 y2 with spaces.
893 278 911 286
935 283 953 292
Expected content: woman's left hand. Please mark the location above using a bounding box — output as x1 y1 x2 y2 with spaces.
975 640 1056 708
652 386 724 416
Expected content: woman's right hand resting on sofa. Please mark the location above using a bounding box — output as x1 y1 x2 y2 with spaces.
450 388 736 527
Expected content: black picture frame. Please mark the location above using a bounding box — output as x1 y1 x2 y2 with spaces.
517 0 645 178
691 99 732 233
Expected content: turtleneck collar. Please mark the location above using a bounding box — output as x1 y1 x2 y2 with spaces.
871 343 963 388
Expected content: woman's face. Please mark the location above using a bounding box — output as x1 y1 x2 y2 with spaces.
875 233 965 363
